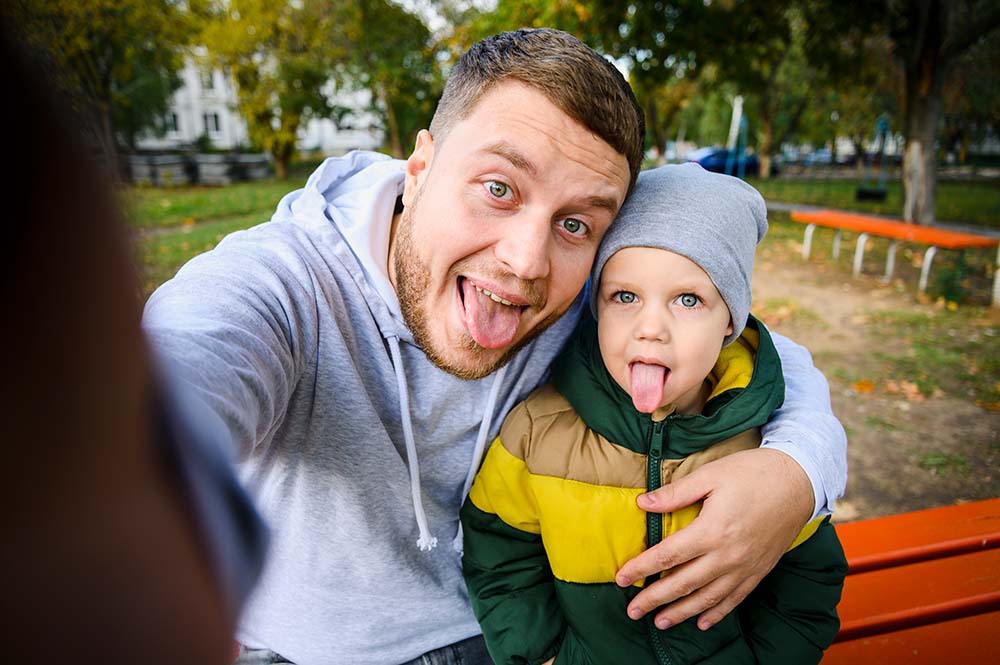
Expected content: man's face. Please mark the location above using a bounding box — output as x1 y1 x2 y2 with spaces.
390 81 631 379
597 247 734 415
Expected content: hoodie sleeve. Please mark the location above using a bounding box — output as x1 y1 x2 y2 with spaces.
461 404 566 665
142 224 314 459
762 332 848 519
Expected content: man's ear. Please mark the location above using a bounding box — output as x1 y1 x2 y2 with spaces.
402 129 435 207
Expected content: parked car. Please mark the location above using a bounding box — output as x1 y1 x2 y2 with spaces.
685 147 778 176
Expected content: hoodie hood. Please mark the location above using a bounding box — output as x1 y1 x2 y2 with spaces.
273 150 407 327
271 151 508 552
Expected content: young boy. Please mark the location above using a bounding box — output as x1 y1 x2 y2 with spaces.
460 164 847 665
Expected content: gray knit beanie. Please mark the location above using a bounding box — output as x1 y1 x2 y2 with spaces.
590 163 768 346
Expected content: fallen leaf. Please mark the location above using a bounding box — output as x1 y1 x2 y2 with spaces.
852 380 876 394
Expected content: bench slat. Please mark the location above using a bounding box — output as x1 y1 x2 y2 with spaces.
790 210 998 249
824 610 1000 664
836 498 1000 572
834 548 1000 641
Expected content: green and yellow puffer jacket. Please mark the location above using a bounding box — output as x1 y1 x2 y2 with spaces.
460 315 847 665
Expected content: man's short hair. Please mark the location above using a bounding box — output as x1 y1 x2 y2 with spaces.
429 28 645 192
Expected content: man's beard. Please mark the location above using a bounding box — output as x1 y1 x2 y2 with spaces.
393 199 562 381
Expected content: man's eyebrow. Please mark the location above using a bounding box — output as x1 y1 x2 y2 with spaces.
584 195 621 215
480 141 538 177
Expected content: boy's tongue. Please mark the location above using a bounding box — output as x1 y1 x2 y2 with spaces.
461 279 522 350
629 362 666 413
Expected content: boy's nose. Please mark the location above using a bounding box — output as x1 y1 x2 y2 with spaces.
635 307 671 342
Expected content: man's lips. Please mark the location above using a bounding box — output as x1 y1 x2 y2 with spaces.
461 277 531 308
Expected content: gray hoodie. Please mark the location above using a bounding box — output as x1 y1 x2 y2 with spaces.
143 152 846 665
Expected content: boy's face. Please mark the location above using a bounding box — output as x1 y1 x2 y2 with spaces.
391 81 630 379
597 247 734 415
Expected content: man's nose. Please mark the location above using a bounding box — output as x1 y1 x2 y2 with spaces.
493 212 551 282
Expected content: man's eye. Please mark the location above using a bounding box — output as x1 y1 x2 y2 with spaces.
613 291 637 304
678 294 700 308
560 218 587 236
486 181 511 199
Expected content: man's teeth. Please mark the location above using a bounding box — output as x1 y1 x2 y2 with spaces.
474 284 516 307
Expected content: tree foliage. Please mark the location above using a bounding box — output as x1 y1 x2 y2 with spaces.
888 0 1000 223
198 0 347 178
8 0 190 164
337 0 441 157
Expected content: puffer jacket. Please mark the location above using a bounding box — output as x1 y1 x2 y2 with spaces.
460 314 847 665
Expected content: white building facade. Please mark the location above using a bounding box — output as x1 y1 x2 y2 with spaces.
138 58 383 156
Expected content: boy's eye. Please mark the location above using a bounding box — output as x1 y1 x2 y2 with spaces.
677 294 700 308
613 291 637 304
486 180 511 199
560 218 587 236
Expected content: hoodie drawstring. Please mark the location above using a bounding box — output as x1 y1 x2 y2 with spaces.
386 333 509 554
387 335 437 552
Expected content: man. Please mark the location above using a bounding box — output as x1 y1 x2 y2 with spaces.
144 29 846 665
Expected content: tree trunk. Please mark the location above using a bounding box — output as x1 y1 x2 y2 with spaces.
385 99 403 158
273 140 293 180
645 97 664 163
901 0 948 225
758 108 774 180
902 64 946 224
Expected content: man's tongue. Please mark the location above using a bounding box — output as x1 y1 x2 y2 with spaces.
461 279 522 350
629 362 666 413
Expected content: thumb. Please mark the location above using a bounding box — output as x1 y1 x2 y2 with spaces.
638 469 711 513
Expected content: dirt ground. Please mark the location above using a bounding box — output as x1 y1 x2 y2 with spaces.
751 256 1000 523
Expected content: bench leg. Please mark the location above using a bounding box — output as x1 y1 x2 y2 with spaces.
919 246 938 293
803 223 816 260
853 233 869 278
882 240 898 284
833 230 842 260
994 245 1000 308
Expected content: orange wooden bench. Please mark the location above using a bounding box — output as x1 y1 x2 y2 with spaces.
824 498 1000 663
789 209 1000 307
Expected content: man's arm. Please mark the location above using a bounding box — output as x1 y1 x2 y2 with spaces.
142 229 310 460
614 332 846 631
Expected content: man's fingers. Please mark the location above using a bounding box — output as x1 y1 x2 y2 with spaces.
616 521 707 588
637 471 711 514
653 575 760 631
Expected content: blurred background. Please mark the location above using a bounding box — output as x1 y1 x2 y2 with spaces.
6 0 999 519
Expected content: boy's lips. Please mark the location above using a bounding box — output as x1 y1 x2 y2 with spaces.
457 276 529 350
629 360 670 413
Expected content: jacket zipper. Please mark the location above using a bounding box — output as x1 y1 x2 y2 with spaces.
645 420 674 665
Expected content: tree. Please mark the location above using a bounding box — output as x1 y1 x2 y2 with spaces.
9 0 189 168
198 0 346 179
889 0 1000 223
941 28 1000 163
338 0 441 157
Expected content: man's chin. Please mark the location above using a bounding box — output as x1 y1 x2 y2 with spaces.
424 335 515 381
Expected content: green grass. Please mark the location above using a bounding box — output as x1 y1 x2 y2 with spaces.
123 160 320 230
747 177 1000 229
917 451 970 475
124 180 295 230
865 308 1000 404
139 214 267 296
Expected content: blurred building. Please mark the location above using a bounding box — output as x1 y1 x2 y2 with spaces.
137 56 383 155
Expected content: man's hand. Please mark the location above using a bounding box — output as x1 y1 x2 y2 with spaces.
614 448 813 630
